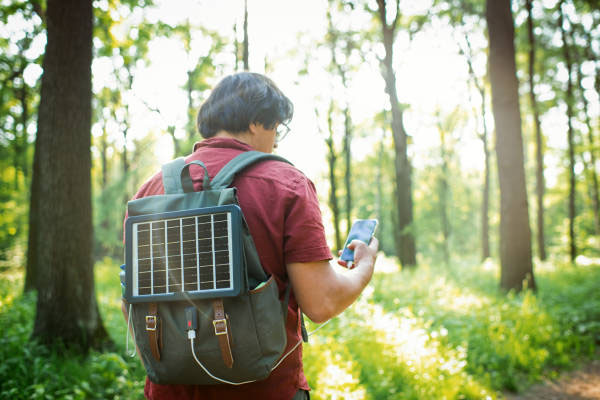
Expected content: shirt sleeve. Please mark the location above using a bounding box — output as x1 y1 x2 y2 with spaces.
282 173 333 264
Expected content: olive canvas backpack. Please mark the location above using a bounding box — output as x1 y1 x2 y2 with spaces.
122 151 299 385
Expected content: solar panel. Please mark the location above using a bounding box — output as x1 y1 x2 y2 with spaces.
124 205 243 303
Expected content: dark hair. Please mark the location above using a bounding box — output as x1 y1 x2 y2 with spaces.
197 72 294 138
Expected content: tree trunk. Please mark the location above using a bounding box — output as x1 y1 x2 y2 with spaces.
186 69 196 143
31 0 109 350
342 107 353 236
167 125 181 156
243 0 249 71
233 23 240 71
327 9 354 236
479 83 491 262
16 81 30 185
24 136 40 293
576 60 600 235
100 128 108 189
325 103 343 251
526 0 547 261
437 119 451 266
376 0 416 267
460 34 491 261
558 1 577 262
376 125 386 254
486 0 535 291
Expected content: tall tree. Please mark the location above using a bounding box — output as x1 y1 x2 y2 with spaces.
375 0 417 266
435 110 453 266
326 6 356 236
486 0 535 291
458 32 492 261
526 0 547 261
243 0 249 71
575 57 600 235
31 0 108 350
233 22 240 71
316 103 343 251
558 0 577 262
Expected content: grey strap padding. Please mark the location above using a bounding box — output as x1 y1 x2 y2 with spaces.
210 151 292 189
161 157 186 194
162 151 292 194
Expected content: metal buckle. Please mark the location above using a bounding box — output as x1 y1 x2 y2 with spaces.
146 315 157 331
213 318 227 336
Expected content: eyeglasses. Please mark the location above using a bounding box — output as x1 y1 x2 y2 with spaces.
275 124 290 142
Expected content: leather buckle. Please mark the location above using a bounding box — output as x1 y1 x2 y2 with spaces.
146 315 158 331
213 318 228 336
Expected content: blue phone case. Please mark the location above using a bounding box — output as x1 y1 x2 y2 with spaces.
340 219 378 262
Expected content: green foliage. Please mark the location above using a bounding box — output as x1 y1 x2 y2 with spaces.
0 262 146 400
0 1 42 258
303 258 600 399
92 131 160 260
0 164 29 259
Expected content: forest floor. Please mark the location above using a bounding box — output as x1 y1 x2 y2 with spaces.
504 359 600 400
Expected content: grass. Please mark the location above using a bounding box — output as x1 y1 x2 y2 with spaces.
0 255 599 399
303 256 600 399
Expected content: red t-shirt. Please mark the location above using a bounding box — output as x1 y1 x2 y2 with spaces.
129 137 332 400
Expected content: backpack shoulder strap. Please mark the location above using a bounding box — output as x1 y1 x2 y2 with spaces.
161 157 186 194
210 151 293 189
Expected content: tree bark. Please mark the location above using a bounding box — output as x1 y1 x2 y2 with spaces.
233 23 240 71
558 1 577 262
486 0 535 291
24 135 40 293
327 9 354 236
437 117 451 266
575 60 600 235
243 0 249 71
31 0 109 350
376 0 416 267
15 79 30 188
342 107 353 236
100 128 108 189
459 34 491 261
576 39 600 235
526 0 547 261
324 103 343 251
376 128 385 253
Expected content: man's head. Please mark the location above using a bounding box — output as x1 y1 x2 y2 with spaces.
197 72 294 139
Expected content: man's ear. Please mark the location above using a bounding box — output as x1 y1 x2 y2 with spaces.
248 122 260 135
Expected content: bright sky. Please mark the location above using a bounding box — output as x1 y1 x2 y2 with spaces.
89 0 495 183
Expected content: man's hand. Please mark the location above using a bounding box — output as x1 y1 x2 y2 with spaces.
337 238 379 269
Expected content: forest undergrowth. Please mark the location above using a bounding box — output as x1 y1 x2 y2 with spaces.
0 256 599 399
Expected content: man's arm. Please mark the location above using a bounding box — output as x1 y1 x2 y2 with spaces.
287 238 379 324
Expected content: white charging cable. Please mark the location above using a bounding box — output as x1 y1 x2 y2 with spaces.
126 303 137 358
188 319 331 385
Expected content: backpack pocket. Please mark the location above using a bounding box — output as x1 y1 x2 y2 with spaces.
136 275 287 385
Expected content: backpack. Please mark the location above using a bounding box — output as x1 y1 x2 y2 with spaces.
123 151 298 385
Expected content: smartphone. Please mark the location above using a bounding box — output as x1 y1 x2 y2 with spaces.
340 219 378 267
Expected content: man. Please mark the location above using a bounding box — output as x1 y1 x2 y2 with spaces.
125 72 378 399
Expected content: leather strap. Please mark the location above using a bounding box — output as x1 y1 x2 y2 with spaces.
146 302 162 361
212 299 234 368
